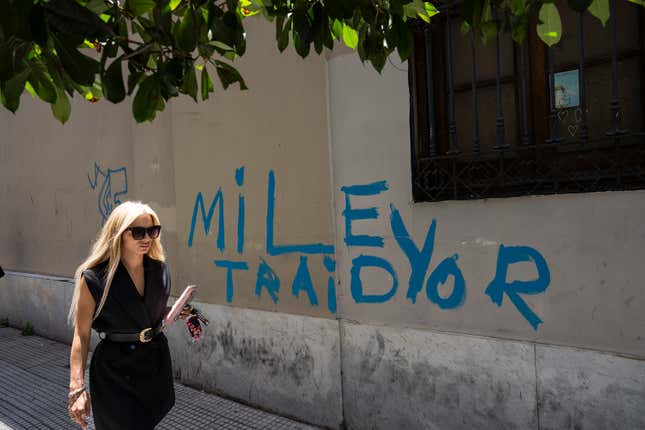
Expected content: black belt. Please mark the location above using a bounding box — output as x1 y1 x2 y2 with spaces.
102 325 163 343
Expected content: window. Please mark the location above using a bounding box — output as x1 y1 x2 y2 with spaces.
409 0 645 202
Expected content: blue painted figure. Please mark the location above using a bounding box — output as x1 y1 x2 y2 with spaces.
88 162 128 223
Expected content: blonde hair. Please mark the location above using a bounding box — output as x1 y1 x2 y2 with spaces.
68 201 165 326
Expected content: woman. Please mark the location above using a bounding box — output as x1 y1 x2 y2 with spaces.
68 201 185 429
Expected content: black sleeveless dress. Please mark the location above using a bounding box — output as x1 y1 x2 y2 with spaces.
82 255 175 430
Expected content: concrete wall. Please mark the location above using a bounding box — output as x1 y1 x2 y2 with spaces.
324 36 645 429
0 95 133 276
327 51 645 359
0 272 100 347
164 303 342 428
341 322 645 430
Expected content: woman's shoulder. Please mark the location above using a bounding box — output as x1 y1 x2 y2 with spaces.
81 260 109 296
83 260 109 279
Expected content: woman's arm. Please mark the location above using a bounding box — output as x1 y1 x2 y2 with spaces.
68 277 94 429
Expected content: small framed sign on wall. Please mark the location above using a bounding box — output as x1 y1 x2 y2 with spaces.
554 69 580 109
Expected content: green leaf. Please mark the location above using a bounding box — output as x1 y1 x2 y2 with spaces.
169 0 182 11
342 24 358 49
628 0 645 5
331 19 343 40
277 16 292 52
201 67 214 100
402 0 438 23
423 2 440 19
84 0 110 14
208 40 235 51
181 64 198 101
153 3 174 40
369 50 387 73
44 0 114 40
223 51 237 61
128 0 156 17
51 85 71 124
24 81 36 98
588 0 609 25
103 60 126 103
1 68 30 113
127 70 144 95
86 80 104 100
52 34 99 86
176 8 198 52
293 31 310 58
132 75 161 122
29 70 57 104
160 63 180 99
388 18 411 62
239 0 261 17
536 3 562 46
214 60 247 90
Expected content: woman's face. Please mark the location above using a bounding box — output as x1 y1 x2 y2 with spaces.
122 214 157 256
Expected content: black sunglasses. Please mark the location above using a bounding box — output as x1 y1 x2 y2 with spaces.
127 225 161 240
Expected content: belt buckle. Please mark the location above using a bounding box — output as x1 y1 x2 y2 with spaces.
139 328 153 343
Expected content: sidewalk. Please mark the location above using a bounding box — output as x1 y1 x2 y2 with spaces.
0 327 320 430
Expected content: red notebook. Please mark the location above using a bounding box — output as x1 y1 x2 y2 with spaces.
163 285 197 327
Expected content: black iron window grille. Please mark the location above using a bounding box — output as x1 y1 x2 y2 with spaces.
409 0 645 202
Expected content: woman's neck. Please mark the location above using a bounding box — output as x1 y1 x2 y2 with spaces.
121 251 144 272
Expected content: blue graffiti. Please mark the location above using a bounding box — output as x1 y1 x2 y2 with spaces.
256 257 280 304
341 181 388 247
390 204 437 304
350 255 399 303
426 255 466 309
236 166 245 254
87 162 128 223
485 245 551 330
292 256 318 306
266 170 334 256
187 188 225 250
189 169 552 329
214 260 249 302
324 256 337 313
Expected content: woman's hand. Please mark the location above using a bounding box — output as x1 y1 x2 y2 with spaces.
178 305 192 320
68 390 91 429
